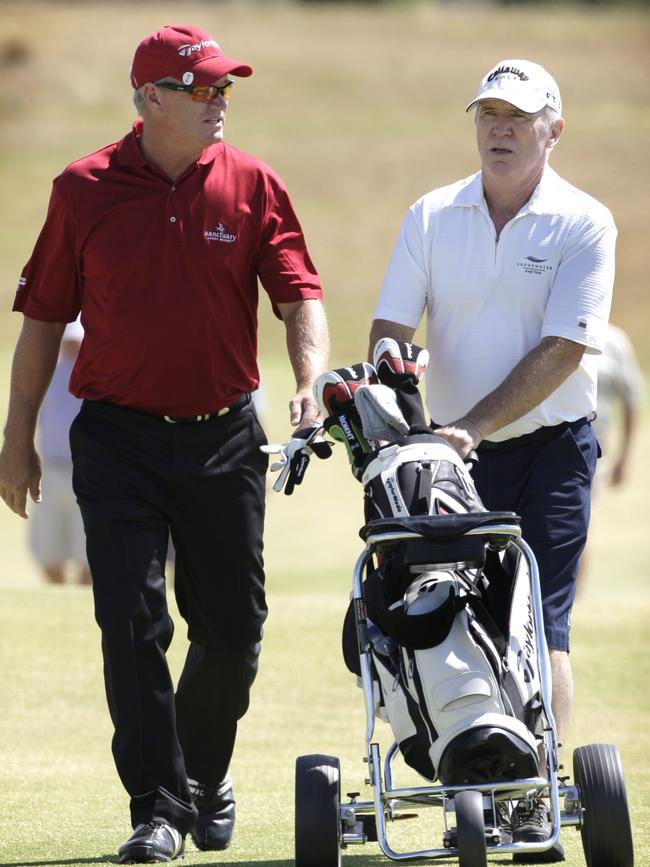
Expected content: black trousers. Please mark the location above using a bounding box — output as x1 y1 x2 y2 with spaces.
70 398 268 833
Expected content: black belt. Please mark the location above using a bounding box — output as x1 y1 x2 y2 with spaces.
162 392 250 423
431 417 590 452
91 393 251 424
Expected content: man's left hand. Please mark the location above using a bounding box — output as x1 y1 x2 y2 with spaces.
433 418 484 459
289 391 321 430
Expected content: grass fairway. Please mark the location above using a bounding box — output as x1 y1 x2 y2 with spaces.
1 362 648 865
0 1 648 865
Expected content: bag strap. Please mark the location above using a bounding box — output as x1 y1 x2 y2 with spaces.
416 462 433 513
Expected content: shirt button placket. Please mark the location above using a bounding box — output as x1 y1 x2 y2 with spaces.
167 184 180 230
167 185 178 229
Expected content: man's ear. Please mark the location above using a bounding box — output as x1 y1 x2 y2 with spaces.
142 83 161 109
548 116 565 150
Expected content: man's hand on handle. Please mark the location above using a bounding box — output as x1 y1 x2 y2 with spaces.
432 418 484 460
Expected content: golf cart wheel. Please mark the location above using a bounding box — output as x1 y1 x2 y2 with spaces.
295 754 341 867
455 790 487 867
573 743 634 867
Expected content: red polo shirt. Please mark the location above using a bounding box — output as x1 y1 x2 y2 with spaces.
14 121 323 415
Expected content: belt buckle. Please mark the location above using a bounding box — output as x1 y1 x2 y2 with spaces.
163 405 232 424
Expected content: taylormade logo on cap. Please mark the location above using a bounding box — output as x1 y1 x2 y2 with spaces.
177 40 219 58
465 58 562 115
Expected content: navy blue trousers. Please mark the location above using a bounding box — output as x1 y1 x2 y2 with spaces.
470 418 598 652
70 398 268 833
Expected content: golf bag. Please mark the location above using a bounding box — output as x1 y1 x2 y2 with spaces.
323 342 542 786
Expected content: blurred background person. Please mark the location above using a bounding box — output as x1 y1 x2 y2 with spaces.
593 322 644 488
28 318 90 585
577 322 644 589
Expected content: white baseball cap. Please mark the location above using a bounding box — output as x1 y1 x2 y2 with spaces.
465 59 562 115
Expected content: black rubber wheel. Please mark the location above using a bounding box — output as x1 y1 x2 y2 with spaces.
295 754 341 867
455 789 487 867
573 743 634 867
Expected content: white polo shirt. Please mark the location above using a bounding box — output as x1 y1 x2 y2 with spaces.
373 167 616 441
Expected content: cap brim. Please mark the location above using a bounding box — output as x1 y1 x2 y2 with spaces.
465 89 546 114
191 55 253 85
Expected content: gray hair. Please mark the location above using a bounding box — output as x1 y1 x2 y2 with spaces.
133 86 146 117
132 78 181 117
543 106 562 151
543 105 560 128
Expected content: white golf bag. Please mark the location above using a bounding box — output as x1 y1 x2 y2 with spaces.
344 432 542 785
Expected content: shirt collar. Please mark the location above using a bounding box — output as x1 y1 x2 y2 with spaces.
452 165 562 217
198 142 224 165
452 171 485 209
520 166 562 214
116 120 148 169
116 120 224 171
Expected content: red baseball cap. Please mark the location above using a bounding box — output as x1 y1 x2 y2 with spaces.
130 24 253 89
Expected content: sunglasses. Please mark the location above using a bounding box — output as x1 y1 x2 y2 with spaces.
155 79 235 103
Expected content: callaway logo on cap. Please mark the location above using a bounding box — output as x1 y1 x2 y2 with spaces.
130 24 253 89
465 58 562 115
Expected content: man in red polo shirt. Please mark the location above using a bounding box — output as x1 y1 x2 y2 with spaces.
0 24 329 864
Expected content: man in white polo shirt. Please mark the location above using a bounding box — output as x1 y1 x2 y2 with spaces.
370 59 615 861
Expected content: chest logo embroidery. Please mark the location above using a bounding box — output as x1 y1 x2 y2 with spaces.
204 223 237 244
516 255 554 276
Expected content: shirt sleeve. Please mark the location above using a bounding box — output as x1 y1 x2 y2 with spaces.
541 213 616 354
13 173 82 323
256 170 323 319
372 203 428 328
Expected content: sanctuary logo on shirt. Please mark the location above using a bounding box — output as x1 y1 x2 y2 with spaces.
204 223 237 244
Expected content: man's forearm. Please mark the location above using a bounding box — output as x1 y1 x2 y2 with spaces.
433 337 587 457
368 319 416 362
279 299 329 426
3 318 66 442
611 404 638 485
462 337 586 438
282 300 329 388
0 318 66 517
